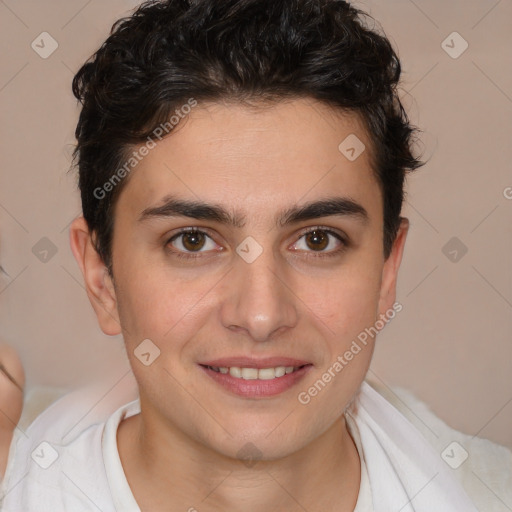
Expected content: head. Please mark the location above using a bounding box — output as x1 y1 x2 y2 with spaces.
70 0 423 461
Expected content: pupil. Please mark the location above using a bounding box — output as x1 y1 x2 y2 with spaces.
183 231 205 251
306 230 328 251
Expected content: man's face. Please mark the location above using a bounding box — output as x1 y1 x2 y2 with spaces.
83 98 406 459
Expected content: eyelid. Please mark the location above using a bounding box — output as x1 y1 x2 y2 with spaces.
294 225 348 244
166 227 221 254
289 225 348 256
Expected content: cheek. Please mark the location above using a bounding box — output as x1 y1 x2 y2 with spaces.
301 258 383 339
114 263 216 349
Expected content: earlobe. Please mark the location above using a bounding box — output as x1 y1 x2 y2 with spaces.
69 217 122 336
377 217 409 317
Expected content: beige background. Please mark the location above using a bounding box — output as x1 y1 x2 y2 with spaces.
0 0 511 450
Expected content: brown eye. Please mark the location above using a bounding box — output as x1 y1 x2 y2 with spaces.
304 229 329 251
291 228 346 255
181 231 206 251
168 229 217 254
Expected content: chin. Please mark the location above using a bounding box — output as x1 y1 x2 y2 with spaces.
201 418 316 463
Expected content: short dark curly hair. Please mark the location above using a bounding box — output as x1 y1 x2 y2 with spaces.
72 0 424 273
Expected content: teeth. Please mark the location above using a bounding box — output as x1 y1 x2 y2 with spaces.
240 368 259 380
210 365 303 380
274 366 286 378
229 367 242 378
258 368 277 380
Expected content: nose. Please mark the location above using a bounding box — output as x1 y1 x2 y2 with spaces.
219 248 299 342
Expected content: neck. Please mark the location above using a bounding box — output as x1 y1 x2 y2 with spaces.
118 401 361 512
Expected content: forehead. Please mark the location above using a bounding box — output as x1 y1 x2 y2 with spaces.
116 98 381 222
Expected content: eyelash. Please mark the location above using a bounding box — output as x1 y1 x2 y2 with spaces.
166 226 348 260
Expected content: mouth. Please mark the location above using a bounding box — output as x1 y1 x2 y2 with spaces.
198 358 313 398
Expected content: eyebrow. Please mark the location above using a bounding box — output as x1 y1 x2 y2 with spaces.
138 195 369 228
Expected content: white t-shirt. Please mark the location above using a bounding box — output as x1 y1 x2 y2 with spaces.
4 380 509 511
347 414 373 512
105 400 372 511
0 395 372 511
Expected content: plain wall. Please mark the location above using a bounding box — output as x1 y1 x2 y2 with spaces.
0 0 511 449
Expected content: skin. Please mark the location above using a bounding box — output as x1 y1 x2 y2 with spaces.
0 343 25 479
70 98 409 512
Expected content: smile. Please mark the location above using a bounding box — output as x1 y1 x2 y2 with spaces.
199 362 313 398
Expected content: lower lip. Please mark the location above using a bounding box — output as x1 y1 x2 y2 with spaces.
199 365 312 398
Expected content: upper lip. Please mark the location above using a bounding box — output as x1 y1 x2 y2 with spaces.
199 357 312 369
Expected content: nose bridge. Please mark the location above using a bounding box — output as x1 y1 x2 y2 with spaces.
220 243 298 341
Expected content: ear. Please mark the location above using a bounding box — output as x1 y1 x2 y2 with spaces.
69 216 121 336
377 217 409 316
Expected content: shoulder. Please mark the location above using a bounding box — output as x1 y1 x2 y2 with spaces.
0 380 139 512
366 379 512 511
1 414 111 511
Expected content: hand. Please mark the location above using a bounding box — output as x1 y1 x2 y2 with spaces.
0 344 25 480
